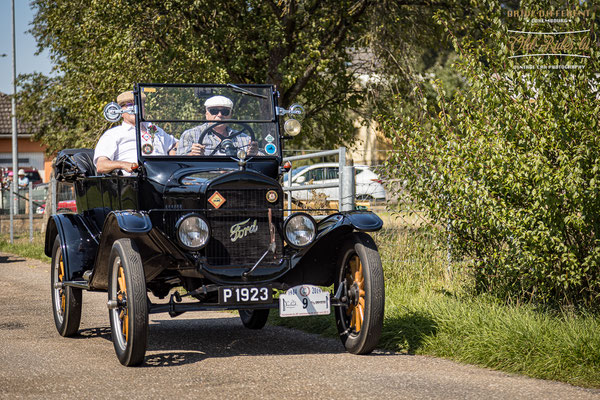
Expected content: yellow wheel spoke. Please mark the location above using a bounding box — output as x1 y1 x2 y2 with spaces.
118 267 126 293
345 255 366 334
58 256 64 282
356 305 364 332
61 294 65 314
123 313 129 343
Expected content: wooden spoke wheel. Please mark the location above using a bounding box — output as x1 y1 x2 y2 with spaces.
238 309 270 330
334 233 384 354
51 235 82 337
108 239 148 366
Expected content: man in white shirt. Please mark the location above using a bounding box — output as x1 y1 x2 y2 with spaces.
176 95 258 156
94 91 178 174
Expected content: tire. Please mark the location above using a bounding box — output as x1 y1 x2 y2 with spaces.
51 235 82 337
108 238 148 366
238 309 269 330
334 232 384 354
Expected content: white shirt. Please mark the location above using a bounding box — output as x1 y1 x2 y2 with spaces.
94 122 177 167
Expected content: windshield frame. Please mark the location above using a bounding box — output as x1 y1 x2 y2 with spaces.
133 83 282 163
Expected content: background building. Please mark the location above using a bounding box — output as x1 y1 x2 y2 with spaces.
0 92 51 182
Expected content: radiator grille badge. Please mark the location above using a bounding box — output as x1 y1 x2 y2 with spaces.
208 191 226 209
266 190 278 203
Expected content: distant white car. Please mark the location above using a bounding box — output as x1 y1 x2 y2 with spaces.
286 162 386 201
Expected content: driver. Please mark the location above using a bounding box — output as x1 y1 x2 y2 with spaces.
176 95 258 156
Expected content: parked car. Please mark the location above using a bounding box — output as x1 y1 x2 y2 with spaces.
286 162 386 201
30 183 77 214
36 199 78 214
46 83 384 366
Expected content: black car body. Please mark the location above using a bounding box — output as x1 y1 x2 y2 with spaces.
45 83 384 366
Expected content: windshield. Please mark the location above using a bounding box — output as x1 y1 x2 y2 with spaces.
137 84 279 158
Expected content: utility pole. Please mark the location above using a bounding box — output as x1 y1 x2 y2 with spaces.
10 0 19 243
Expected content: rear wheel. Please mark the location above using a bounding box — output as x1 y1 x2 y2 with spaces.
108 239 148 366
51 235 82 337
239 309 269 329
334 232 384 354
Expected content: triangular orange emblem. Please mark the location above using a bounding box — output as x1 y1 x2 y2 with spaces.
208 191 226 209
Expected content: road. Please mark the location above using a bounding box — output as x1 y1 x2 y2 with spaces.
0 252 598 400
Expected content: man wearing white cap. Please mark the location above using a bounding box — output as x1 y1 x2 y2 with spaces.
17 169 29 188
94 91 178 174
177 95 258 156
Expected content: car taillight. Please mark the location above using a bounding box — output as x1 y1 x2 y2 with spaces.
371 179 382 184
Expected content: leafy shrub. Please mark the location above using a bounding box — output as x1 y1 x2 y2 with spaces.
381 3 600 307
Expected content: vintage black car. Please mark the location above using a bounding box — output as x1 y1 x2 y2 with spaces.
46 83 384 366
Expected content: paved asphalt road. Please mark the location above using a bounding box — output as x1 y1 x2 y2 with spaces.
0 252 599 400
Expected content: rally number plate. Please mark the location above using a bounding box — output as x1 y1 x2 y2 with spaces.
279 284 330 317
218 285 272 306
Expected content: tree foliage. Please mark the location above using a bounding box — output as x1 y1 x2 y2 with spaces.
382 1 600 307
19 0 466 152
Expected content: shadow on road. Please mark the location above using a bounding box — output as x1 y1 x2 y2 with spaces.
75 315 345 367
0 255 25 264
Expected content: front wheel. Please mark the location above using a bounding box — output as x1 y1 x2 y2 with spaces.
51 235 82 336
334 232 384 354
108 238 148 366
238 309 269 329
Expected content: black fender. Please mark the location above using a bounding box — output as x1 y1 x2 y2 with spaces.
281 211 383 287
44 214 99 281
88 211 192 290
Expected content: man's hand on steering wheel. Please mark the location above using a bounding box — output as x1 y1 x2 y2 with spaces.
188 143 206 155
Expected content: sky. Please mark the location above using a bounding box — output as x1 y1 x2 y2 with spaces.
0 1 53 94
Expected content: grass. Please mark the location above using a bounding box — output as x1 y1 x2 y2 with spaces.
2 228 599 387
0 233 50 262
270 226 600 388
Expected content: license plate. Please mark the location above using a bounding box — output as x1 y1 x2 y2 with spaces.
218 285 273 305
279 285 330 317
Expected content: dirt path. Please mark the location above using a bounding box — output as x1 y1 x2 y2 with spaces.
0 252 598 399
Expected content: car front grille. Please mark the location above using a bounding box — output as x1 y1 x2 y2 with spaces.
205 188 283 267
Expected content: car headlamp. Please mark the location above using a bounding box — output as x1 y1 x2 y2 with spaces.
176 214 210 250
284 119 302 136
283 212 316 248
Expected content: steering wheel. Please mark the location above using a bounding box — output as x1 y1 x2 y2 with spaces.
197 122 256 156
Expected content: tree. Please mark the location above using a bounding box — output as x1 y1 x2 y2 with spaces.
381 1 600 306
19 0 462 152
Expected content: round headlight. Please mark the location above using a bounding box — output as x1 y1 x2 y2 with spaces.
284 213 316 248
176 214 210 250
284 118 302 136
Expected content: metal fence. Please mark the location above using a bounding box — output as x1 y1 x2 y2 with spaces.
283 148 449 276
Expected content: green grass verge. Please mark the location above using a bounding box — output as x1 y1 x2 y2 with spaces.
0 233 50 262
270 227 600 388
2 229 599 387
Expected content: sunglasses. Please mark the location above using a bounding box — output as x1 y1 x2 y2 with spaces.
207 108 231 116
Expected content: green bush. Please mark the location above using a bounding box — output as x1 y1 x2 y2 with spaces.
381 2 600 307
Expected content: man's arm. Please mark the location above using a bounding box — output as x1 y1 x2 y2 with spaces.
96 157 137 174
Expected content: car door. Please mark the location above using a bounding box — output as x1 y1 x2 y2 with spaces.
292 166 325 201
323 167 339 200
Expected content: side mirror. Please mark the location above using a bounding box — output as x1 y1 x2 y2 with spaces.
296 176 306 184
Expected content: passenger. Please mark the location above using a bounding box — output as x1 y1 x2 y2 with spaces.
176 95 258 156
94 91 178 174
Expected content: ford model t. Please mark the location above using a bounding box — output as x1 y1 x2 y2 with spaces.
46 83 384 366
